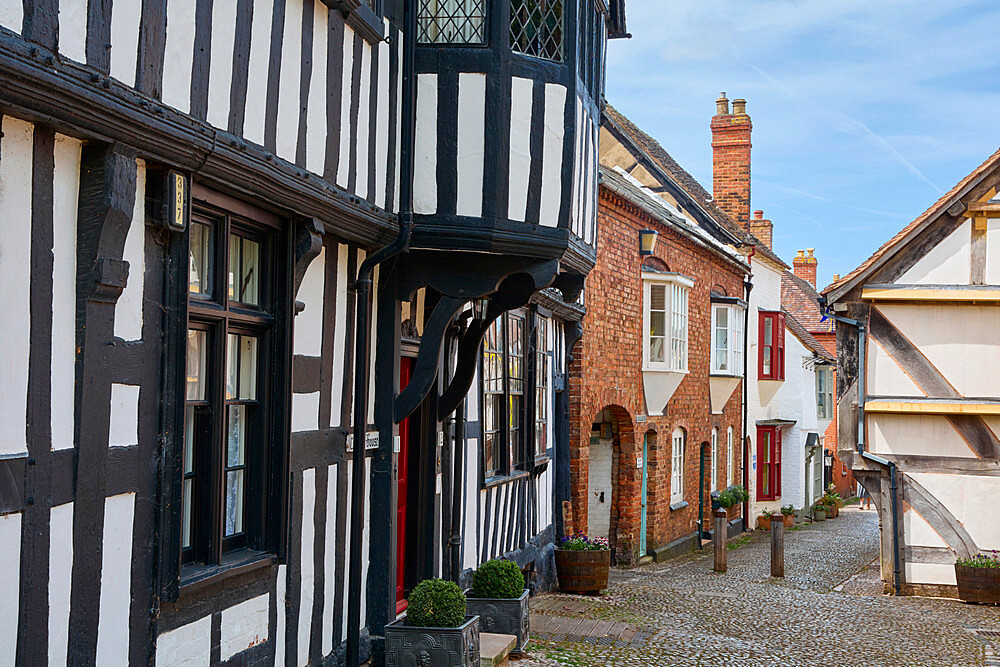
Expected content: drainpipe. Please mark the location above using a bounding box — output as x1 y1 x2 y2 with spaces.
698 442 708 547
345 0 417 662
741 274 753 531
861 451 903 595
449 324 468 583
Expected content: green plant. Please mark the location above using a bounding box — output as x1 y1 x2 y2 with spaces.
715 489 737 509
728 484 750 503
956 551 1000 568
813 503 827 513
559 534 609 551
761 508 776 518
471 559 525 599
780 505 795 516
821 484 843 508
406 579 467 628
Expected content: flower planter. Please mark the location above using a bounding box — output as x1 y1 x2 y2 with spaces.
385 614 481 667
782 514 794 527
757 516 774 531
813 507 827 521
465 589 530 652
555 549 610 594
828 504 839 518
955 564 1000 604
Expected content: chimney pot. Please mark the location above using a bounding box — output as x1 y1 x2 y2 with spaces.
833 273 841 281
715 92 730 116
807 248 815 258
796 250 805 258
754 210 763 220
732 98 747 115
793 246 818 287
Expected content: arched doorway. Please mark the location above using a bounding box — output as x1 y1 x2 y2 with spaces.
587 406 636 560
588 420 613 540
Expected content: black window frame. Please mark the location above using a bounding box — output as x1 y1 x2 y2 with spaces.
416 0 489 46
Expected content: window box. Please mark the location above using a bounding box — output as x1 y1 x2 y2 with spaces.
758 311 785 381
641 272 692 415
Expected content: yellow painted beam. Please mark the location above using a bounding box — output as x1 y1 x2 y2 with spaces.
862 287 1000 302
865 401 1000 415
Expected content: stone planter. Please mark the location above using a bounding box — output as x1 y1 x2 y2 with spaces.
465 589 530 652
555 549 610 594
813 506 827 521
384 614 481 667
782 514 794 527
955 564 1000 604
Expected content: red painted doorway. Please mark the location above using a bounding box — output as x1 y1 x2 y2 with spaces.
396 357 414 614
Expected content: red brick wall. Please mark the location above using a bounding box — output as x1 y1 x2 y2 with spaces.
711 108 753 231
568 187 747 564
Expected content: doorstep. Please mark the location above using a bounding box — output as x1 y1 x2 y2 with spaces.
480 632 517 667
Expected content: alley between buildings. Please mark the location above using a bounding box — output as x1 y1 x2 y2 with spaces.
522 507 1000 666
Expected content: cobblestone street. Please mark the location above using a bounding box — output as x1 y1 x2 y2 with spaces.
521 507 1000 666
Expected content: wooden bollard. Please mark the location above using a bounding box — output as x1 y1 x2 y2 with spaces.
771 518 784 578
713 509 727 573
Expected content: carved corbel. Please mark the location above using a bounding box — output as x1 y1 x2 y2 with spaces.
292 217 324 300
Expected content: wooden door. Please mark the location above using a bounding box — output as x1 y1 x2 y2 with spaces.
588 426 613 540
396 357 414 614
639 433 648 555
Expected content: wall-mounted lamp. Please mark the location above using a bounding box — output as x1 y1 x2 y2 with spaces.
471 297 490 320
639 229 658 256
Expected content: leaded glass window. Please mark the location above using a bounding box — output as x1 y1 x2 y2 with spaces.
511 0 563 61
418 0 487 45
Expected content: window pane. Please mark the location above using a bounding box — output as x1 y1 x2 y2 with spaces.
184 406 196 474
418 0 487 45
764 317 773 345
650 285 665 312
186 330 207 400
182 478 193 549
189 222 213 296
241 238 260 305
228 237 239 302
511 0 564 62
227 405 246 467
226 334 238 400
225 470 245 536
239 336 258 400
508 314 524 394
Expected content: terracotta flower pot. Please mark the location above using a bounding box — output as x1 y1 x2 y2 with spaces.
955 564 1000 604
555 549 610 594
782 514 794 527
758 516 773 531
828 504 839 518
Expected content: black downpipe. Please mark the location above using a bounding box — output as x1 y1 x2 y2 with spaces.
698 442 708 547
449 387 466 582
741 275 753 531
346 1 418 662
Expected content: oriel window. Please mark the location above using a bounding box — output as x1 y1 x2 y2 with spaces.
511 0 564 62
534 316 550 460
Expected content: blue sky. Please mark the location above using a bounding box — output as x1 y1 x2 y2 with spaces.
604 0 1000 287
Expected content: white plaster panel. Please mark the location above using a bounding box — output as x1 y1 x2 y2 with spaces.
905 562 956 586
0 116 33 457
305 0 329 176
156 615 211 667
368 262 377 425
330 244 348 426
393 37 403 212
374 30 390 207
985 416 1000 442
0 512 21 665
96 492 136 666
220 593 270 661
322 464 337 655
908 472 1000 553
59 0 88 63
110 0 142 86
877 303 1000 398
341 466 352 642
868 413 976 458
335 26 355 188
52 135 82 451
275 564 287 667
898 219 971 285
412 73 438 214
464 437 480 570
49 502 74 667
986 219 1000 285
116 160 146 341
355 42 372 200
0 0 21 32
276 0 303 162
903 507 949 548
456 73 486 218
243 0 274 146
539 83 567 228
109 384 140 447
362 457 370 626
569 98 582 236
294 247 325 356
292 391 320 433
507 77 534 223
297 468 315 665
162 0 198 112
866 337 923 398
206 0 238 129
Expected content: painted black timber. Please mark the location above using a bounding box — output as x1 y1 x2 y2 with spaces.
285 468 304 666
346 32 364 194
264 0 287 154
295 0 315 170
482 0 512 222
385 25 399 213
21 0 58 52
190 0 214 120
0 31 398 247
309 463 328 665
525 79 546 224
16 126 56 667
318 239 338 429
229 0 254 134
136 0 168 98
109 338 144 384
366 35 380 204
68 142 138 665
435 62 458 216
86 0 113 73
293 354 323 393
322 11 345 183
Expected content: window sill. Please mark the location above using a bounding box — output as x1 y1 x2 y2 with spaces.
483 470 531 490
179 549 275 596
709 372 744 379
323 1 384 44
532 454 551 470
669 500 688 511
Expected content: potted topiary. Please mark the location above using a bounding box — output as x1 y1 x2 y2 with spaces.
812 502 827 521
780 505 795 527
384 579 480 667
955 551 1000 604
758 509 776 530
555 534 611 595
465 559 530 652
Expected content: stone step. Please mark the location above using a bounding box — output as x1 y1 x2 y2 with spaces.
638 555 653 565
480 632 517 667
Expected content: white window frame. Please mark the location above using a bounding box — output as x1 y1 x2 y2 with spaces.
711 428 719 491
710 303 746 377
726 426 734 487
642 272 693 373
671 428 685 504
816 366 834 420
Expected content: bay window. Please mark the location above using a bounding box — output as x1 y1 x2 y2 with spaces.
758 311 785 381
642 273 692 372
418 0 487 44
756 425 781 501
671 428 685 504
816 366 833 420
711 302 745 376
511 0 565 62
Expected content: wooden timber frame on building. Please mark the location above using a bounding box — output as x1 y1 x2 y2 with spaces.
823 147 1000 598
0 0 626 665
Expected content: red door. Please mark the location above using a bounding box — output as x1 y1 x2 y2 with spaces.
396 357 414 614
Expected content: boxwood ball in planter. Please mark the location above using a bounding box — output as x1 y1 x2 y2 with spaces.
466 559 530 652
385 579 481 667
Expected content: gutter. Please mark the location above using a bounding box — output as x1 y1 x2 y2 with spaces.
742 274 753 531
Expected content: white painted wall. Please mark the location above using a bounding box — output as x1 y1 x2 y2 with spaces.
275 0 304 163
96 492 136 666
49 502 74 667
898 219 971 285
0 512 21 665
297 469 315 666
116 160 146 341
456 73 486 218
156 615 211 667
294 248 326 357
539 84 567 228
507 77 534 223
412 73 438 215
220 594 270 661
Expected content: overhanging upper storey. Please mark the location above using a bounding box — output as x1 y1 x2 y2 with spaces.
410 0 616 276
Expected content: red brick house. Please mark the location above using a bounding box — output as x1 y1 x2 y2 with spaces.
567 111 751 565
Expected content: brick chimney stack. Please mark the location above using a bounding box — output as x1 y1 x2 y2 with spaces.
750 210 773 249
711 92 752 231
793 248 818 287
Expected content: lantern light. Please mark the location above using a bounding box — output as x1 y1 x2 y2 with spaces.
639 229 658 256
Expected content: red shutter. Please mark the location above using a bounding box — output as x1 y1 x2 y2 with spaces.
757 311 767 379
777 313 786 380
774 427 782 498
755 428 765 500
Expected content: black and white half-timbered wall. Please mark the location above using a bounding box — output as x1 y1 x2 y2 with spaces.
0 0 625 664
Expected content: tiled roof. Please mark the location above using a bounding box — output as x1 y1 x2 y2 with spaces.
603 105 789 270
781 270 832 334
783 309 835 363
823 146 1000 299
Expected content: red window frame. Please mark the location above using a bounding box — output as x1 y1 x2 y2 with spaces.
756 425 781 501
758 311 785 380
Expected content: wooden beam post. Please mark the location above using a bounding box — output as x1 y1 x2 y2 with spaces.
713 509 727 573
771 519 784 578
